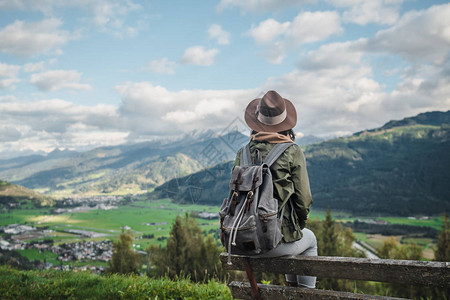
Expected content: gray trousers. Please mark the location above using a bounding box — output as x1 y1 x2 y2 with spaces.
257 228 317 288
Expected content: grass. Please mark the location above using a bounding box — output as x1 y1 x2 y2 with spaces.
0 208 50 226
0 199 220 248
17 249 60 265
378 216 443 230
0 266 232 300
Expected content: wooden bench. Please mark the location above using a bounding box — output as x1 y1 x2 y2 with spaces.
220 253 450 300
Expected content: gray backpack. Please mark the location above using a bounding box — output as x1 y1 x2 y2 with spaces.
219 142 293 264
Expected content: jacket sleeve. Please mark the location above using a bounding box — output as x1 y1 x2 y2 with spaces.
290 146 313 228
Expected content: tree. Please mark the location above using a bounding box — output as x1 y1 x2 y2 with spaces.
147 213 225 282
377 237 422 260
376 237 428 299
320 208 339 256
308 209 365 292
435 212 450 262
108 230 140 274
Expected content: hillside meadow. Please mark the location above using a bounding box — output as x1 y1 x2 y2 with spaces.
0 266 232 300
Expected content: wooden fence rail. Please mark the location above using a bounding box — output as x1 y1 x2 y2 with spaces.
220 253 450 300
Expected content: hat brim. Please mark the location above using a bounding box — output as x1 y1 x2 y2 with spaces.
244 97 297 133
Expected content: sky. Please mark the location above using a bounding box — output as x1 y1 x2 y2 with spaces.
0 0 449 159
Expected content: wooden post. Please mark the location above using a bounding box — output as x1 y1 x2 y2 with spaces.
243 258 262 300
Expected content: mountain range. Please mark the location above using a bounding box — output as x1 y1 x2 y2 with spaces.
1 110 449 216
0 130 249 195
0 126 325 196
151 111 450 216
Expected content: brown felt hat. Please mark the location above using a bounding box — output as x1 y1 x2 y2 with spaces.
244 90 297 132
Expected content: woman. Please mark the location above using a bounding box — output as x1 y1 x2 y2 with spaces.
234 90 317 288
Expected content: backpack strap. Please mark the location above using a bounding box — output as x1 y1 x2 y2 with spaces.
263 142 294 167
240 143 252 166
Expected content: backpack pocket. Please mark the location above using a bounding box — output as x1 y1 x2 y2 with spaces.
260 210 282 250
222 215 261 254
257 195 282 250
219 198 230 246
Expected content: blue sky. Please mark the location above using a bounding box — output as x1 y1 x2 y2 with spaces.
0 0 449 158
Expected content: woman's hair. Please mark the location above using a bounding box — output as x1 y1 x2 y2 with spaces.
279 129 296 142
251 129 296 142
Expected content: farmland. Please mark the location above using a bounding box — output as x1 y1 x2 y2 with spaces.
1 198 220 250
1 197 444 263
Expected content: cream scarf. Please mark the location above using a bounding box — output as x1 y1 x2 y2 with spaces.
250 131 293 143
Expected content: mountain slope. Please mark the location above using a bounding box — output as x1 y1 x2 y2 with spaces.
0 131 249 196
306 123 450 215
0 180 54 207
151 110 450 216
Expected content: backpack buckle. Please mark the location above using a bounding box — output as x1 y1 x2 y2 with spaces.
246 191 254 212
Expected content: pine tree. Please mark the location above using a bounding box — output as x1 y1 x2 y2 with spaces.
310 209 364 291
320 208 339 256
108 230 140 274
147 213 225 282
435 212 450 262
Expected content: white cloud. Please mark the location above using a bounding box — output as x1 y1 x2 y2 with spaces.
0 2 448 158
265 42 286 64
0 62 21 89
331 0 403 25
298 41 363 70
217 0 314 13
0 0 36 11
23 61 46 73
208 24 231 45
0 0 142 38
116 81 255 135
0 124 23 142
248 19 290 44
287 11 342 43
30 70 93 92
89 0 141 38
181 46 219 66
0 19 72 57
361 3 450 65
0 97 126 156
146 58 176 74
381 64 450 116
281 4 450 137
249 11 342 64
163 98 235 123
262 65 387 136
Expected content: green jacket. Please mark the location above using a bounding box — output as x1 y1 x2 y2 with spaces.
234 141 313 243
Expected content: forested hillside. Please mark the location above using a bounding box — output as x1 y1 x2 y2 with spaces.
0 180 54 207
151 111 450 216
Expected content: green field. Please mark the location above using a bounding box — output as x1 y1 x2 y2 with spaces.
1 199 443 261
17 249 60 265
378 216 443 230
1 198 220 250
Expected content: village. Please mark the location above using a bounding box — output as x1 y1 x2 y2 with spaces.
0 224 112 274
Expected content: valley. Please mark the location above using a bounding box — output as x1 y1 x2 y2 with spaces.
1 110 449 272
0 195 443 272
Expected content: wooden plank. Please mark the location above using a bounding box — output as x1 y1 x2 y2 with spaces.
228 282 409 300
220 253 450 287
